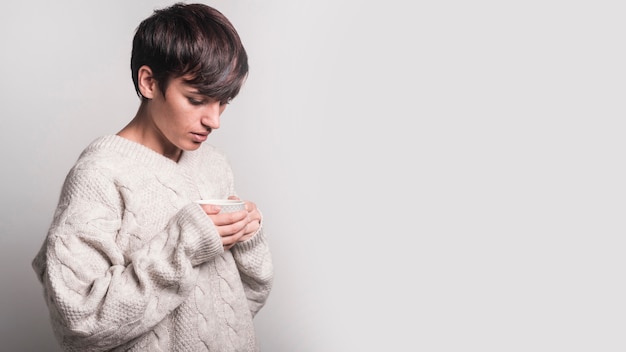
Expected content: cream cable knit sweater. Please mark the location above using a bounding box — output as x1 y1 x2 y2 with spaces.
32 135 273 352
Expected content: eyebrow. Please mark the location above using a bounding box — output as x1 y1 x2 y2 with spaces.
184 88 204 96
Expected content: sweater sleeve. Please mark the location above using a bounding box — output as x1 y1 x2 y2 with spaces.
32 167 224 351
231 214 274 317
198 145 274 317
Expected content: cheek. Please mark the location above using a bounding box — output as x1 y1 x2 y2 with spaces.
165 102 193 126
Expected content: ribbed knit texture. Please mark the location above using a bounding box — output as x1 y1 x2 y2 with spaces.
32 135 273 352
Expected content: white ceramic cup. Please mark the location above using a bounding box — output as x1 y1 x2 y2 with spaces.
195 199 246 213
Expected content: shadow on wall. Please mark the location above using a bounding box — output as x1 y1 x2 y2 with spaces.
2 197 63 352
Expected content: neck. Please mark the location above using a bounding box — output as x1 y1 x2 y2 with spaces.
117 102 182 162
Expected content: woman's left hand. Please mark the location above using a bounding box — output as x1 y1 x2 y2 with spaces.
228 196 261 242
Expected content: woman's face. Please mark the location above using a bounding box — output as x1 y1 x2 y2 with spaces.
147 75 227 157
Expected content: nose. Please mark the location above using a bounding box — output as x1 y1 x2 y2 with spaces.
201 101 223 130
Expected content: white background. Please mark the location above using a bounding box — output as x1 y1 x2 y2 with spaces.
0 0 624 351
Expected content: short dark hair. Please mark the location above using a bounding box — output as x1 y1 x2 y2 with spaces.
131 3 248 102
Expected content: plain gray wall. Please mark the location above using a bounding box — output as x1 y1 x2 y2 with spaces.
1 0 624 351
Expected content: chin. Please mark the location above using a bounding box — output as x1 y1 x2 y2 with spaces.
184 142 203 151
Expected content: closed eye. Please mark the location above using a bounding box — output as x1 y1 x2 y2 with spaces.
188 95 231 106
188 97 205 106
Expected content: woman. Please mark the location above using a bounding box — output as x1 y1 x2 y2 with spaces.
32 3 273 351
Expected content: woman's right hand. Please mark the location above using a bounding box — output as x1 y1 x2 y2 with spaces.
199 204 248 250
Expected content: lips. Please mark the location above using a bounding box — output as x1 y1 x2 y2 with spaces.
191 132 209 143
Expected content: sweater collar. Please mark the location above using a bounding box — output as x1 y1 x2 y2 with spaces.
84 135 201 172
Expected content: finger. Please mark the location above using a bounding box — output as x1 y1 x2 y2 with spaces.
237 220 260 243
248 208 261 222
209 210 247 226
244 201 256 213
221 227 246 247
213 217 248 237
245 220 261 235
199 204 221 215
228 195 240 200
221 234 239 247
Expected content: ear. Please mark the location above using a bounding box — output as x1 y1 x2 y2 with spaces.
137 65 158 99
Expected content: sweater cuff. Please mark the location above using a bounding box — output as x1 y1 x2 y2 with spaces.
177 203 224 266
232 225 266 254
